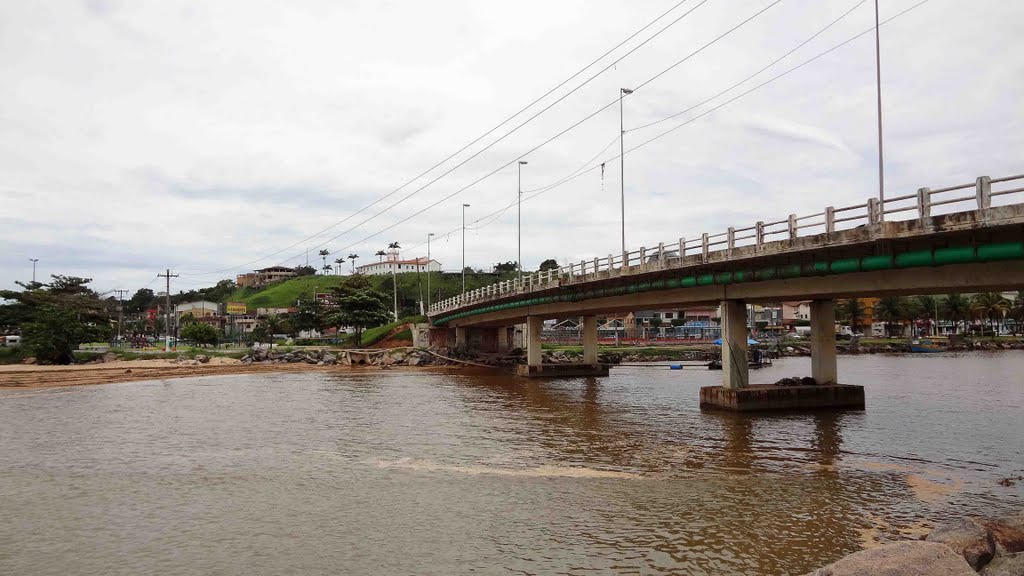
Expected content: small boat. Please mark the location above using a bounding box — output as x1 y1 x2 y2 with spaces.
909 338 946 353
669 364 684 370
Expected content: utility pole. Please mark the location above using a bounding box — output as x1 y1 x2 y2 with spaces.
392 265 399 322
620 88 633 255
114 289 129 346
29 258 38 284
462 203 470 295
873 0 885 220
157 269 178 352
517 160 528 280
427 232 435 311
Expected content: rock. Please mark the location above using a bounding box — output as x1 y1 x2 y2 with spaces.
380 355 395 366
322 353 337 365
240 355 252 363
21 357 36 364
981 552 1024 576
407 356 421 366
927 517 996 570
802 541 976 576
123 368 132 374
977 518 1024 554
101 352 119 363
194 355 210 364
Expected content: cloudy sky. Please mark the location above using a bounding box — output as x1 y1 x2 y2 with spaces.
2 0 1022 296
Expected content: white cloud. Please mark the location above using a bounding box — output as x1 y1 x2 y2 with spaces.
1 0 1021 294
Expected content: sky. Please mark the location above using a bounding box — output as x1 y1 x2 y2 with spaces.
1 0 1022 297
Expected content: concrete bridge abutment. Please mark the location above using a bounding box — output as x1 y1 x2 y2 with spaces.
516 315 609 378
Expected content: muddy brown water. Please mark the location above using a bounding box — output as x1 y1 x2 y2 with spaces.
1 352 1021 575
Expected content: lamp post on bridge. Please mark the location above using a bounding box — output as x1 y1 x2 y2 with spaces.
517 160 528 281
619 87 633 255
29 258 38 284
873 0 885 221
462 203 470 295
427 232 435 311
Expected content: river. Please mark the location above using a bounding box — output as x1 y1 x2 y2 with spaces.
1 352 1022 575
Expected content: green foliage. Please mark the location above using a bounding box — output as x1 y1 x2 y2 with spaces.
291 299 327 334
493 261 517 273
351 315 425 348
126 288 156 313
942 293 971 333
0 276 111 364
538 258 559 271
874 296 909 337
328 275 392 346
180 322 220 347
837 299 864 329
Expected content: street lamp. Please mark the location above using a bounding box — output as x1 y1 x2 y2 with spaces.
517 160 528 280
462 203 470 295
427 232 435 311
29 258 38 284
873 0 885 221
619 88 633 255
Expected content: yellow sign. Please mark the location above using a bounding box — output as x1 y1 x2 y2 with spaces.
226 302 247 315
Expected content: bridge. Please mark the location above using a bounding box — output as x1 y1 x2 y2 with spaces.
427 173 1024 409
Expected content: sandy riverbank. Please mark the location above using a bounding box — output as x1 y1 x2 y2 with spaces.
0 359 365 389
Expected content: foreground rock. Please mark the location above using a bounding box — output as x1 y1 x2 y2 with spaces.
802 541 976 576
982 552 1024 576
927 518 997 569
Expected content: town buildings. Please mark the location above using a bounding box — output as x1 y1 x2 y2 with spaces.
357 256 441 276
236 266 297 288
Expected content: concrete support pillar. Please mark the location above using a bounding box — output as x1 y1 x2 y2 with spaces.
455 326 467 349
526 316 543 367
810 300 838 385
496 326 509 352
721 300 749 389
582 316 598 365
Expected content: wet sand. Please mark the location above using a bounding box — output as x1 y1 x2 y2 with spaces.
0 359 339 388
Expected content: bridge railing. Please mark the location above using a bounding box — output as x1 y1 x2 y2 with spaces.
430 173 1024 315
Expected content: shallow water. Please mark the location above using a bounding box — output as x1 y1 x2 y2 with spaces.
1 352 1022 575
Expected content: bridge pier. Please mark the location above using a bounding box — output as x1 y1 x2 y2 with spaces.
582 315 598 364
516 315 609 378
455 326 468 350
720 300 749 390
810 299 838 385
497 325 510 352
701 298 864 411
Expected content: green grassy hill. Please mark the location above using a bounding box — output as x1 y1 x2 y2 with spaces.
224 271 511 312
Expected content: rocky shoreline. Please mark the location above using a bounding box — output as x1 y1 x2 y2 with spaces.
804 512 1024 575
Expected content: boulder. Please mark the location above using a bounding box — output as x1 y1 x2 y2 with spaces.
322 353 337 365
101 352 119 363
977 517 1024 554
21 357 36 364
406 356 421 366
194 355 210 364
926 517 996 570
981 552 1024 576
802 541 976 576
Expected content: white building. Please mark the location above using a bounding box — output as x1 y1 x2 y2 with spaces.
357 256 441 276
175 301 220 319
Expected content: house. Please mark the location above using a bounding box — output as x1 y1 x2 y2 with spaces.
175 301 220 320
236 266 297 288
357 249 441 276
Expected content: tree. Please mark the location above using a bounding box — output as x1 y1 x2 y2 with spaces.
493 261 517 273
292 299 326 335
179 312 197 325
334 257 344 275
538 259 558 272
971 292 1010 334
126 288 156 314
322 264 333 275
376 250 387 262
294 265 317 277
836 299 864 332
0 276 111 364
941 293 970 334
181 322 219 347
874 296 908 337
250 323 271 346
327 275 391 346
1010 291 1024 335
319 249 330 272
348 253 359 273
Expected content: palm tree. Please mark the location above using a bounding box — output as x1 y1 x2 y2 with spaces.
348 253 359 273
836 299 864 333
319 249 330 273
874 296 907 338
1011 291 1024 335
322 264 332 276
971 292 1011 335
334 257 344 276
941 293 970 334
914 295 937 336
375 250 387 262
388 241 401 260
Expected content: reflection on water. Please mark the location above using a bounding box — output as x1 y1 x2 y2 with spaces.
0 352 1021 575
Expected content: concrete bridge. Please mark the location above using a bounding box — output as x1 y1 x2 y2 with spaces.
428 173 1024 409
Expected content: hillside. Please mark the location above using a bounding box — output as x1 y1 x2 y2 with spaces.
224 271 511 312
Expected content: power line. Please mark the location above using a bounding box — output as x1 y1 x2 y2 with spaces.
406 0 934 256
182 0 710 277
302 0 786 260
629 0 867 132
